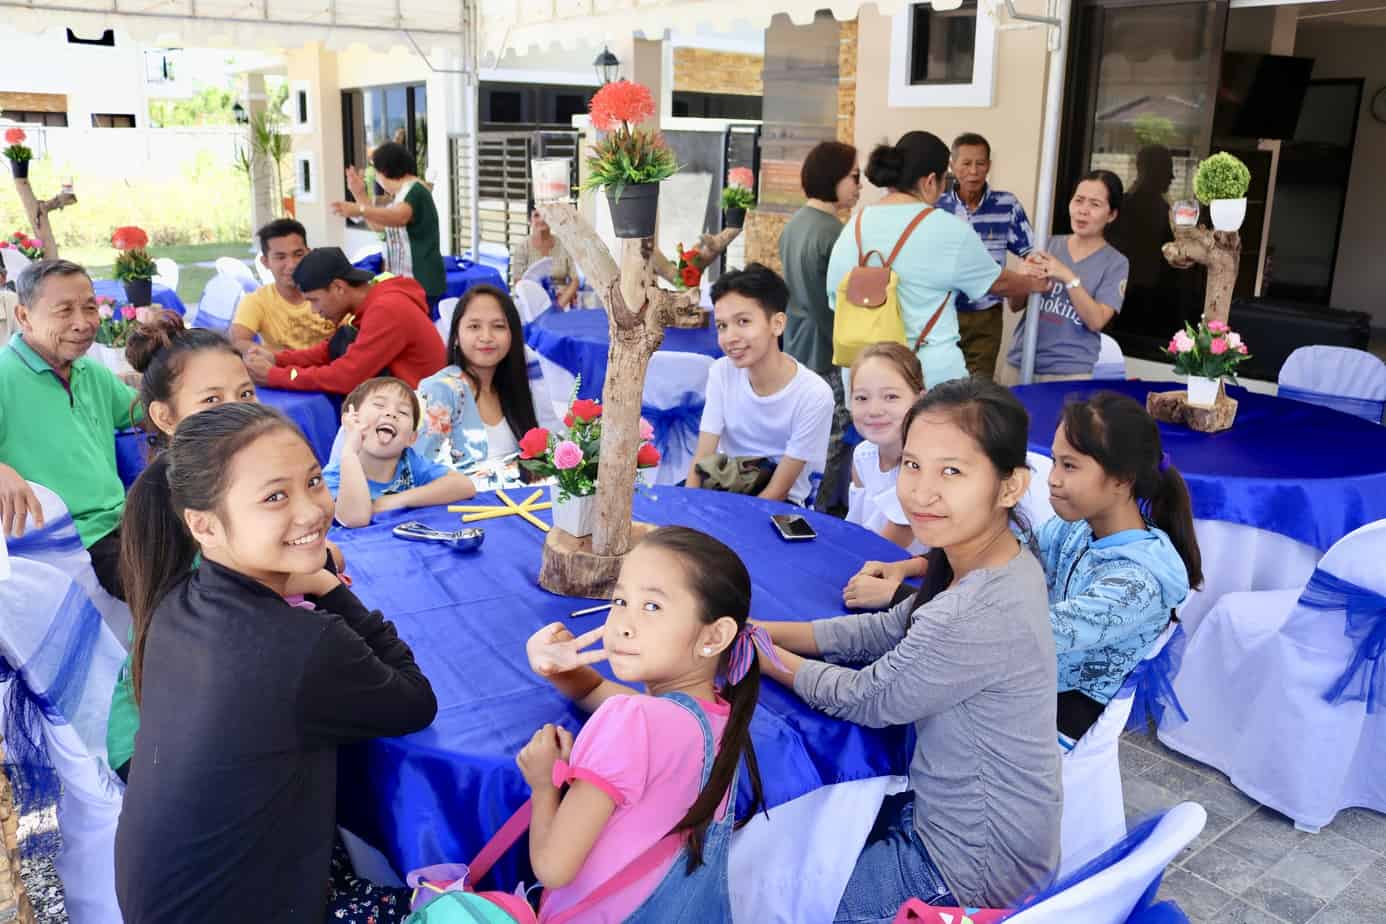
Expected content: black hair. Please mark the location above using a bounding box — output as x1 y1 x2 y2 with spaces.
800 141 859 202
951 132 992 160
1076 169 1124 216
124 310 249 452
865 131 951 195
257 218 308 256
636 526 765 872
371 142 418 180
709 262 788 318
1059 391 1203 590
901 378 1033 605
121 403 309 703
445 284 539 442
15 259 90 307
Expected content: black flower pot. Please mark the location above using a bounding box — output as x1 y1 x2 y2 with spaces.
10 159 28 179
723 207 746 229
607 182 660 239
123 278 153 308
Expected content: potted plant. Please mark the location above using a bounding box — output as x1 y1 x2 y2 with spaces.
1 230 44 262
111 225 157 307
3 128 32 179
1194 152 1251 232
721 167 756 229
583 80 677 239
1163 318 1252 408
518 392 661 538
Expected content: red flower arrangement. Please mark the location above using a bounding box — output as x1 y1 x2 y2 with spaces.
519 386 661 502
2 231 44 261
3 127 31 164
672 242 704 291
3 128 24 145
727 167 754 190
563 398 602 428
588 80 656 132
111 225 150 251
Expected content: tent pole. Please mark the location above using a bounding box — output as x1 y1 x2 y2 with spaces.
1020 0 1072 385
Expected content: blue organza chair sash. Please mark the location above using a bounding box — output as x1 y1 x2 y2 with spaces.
1297 568 1386 713
641 391 704 461
1278 384 1385 425
5 511 86 558
1121 623 1189 733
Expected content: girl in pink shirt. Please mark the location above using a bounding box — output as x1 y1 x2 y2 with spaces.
516 526 778 923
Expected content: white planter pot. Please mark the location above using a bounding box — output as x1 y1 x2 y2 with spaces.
88 342 132 376
1186 375 1221 408
552 493 597 538
1210 198 1246 232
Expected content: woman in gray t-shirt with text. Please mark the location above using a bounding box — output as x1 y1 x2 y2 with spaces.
761 379 1061 916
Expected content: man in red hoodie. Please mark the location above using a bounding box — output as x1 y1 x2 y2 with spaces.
243 247 446 394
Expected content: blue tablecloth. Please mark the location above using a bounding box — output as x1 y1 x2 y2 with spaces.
352 253 506 301
1013 380 1386 551
525 309 723 401
93 279 187 316
114 388 341 487
332 488 911 885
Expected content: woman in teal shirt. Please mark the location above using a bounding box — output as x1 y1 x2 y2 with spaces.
827 131 1045 389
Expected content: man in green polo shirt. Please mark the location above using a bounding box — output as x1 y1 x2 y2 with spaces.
0 259 138 598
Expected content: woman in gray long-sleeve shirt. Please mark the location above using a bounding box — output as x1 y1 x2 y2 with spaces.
762 379 1061 919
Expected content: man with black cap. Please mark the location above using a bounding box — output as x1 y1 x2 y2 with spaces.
243 246 446 395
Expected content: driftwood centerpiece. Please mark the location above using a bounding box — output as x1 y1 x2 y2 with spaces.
13 178 76 259
651 227 742 328
1161 225 1239 326
534 201 717 597
1146 387 1239 433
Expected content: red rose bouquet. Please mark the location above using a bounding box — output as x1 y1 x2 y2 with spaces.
518 379 661 501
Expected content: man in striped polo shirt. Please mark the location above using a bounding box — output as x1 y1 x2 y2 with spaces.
937 133 1035 380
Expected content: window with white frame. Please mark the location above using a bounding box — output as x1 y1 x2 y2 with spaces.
293 151 317 203
290 80 313 134
889 0 998 108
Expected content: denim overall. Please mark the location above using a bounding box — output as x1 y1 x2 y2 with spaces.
622 691 737 924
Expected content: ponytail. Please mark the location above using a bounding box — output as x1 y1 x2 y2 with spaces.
1059 391 1204 591
120 454 198 705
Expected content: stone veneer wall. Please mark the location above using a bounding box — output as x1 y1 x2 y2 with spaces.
672 48 764 96
0 747 37 924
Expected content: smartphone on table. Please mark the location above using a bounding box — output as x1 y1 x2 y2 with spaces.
771 513 817 542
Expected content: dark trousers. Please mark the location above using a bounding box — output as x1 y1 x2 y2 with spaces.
87 528 126 601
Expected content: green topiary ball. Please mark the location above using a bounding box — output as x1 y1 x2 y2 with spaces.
1193 152 1251 205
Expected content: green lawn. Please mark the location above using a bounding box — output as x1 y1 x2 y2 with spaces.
70 241 256 307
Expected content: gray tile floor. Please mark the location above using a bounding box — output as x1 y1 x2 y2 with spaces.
1124 728 1386 924
17 731 1386 923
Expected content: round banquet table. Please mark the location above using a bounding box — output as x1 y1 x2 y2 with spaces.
114 387 341 487
353 253 506 304
1013 379 1386 627
92 279 187 316
525 308 723 402
331 488 911 889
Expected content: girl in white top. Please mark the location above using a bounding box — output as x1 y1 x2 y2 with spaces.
847 342 925 554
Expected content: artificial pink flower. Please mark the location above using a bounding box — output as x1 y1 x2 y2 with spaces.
97 302 113 320
639 417 655 442
1207 319 1229 334
1236 344 1248 354
553 440 584 471
1171 330 1195 354
728 167 755 190
1209 337 1228 355
1225 332 1243 350
120 305 138 321
135 306 158 324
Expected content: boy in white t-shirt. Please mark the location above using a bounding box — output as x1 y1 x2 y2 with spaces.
687 263 834 506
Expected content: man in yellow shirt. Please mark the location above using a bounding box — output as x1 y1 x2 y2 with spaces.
230 218 339 351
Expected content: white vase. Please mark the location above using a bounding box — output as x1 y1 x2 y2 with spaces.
1186 374 1220 408
1210 198 1246 232
88 342 132 376
553 493 597 538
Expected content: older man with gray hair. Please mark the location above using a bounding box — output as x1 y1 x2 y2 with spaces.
0 259 139 599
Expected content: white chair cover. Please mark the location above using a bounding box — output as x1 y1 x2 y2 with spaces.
0 556 126 924
1020 451 1056 531
213 256 258 289
513 279 552 324
1059 623 1178 878
152 257 179 293
435 297 460 344
1160 517 1386 829
729 776 901 924
642 352 715 485
1008 803 1206 924
1278 345 1386 424
1093 334 1126 380
0 245 32 278
6 482 130 645
535 354 578 424
1176 520 1319 634
193 274 246 334
254 255 275 286
350 242 385 265
520 255 554 286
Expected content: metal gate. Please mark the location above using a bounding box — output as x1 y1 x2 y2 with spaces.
450 129 582 258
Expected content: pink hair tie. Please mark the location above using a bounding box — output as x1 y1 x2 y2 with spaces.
724 624 786 686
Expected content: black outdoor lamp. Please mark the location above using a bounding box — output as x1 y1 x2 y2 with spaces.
232 102 249 125
593 46 621 84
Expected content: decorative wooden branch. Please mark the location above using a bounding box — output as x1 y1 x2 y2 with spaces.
12 178 76 259
651 228 743 287
1162 226 1239 325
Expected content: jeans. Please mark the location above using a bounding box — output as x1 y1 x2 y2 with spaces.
835 793 955 924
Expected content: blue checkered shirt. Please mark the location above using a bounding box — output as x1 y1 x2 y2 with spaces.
936 184 1035 312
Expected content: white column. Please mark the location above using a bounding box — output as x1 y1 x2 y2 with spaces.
286 43 346 249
